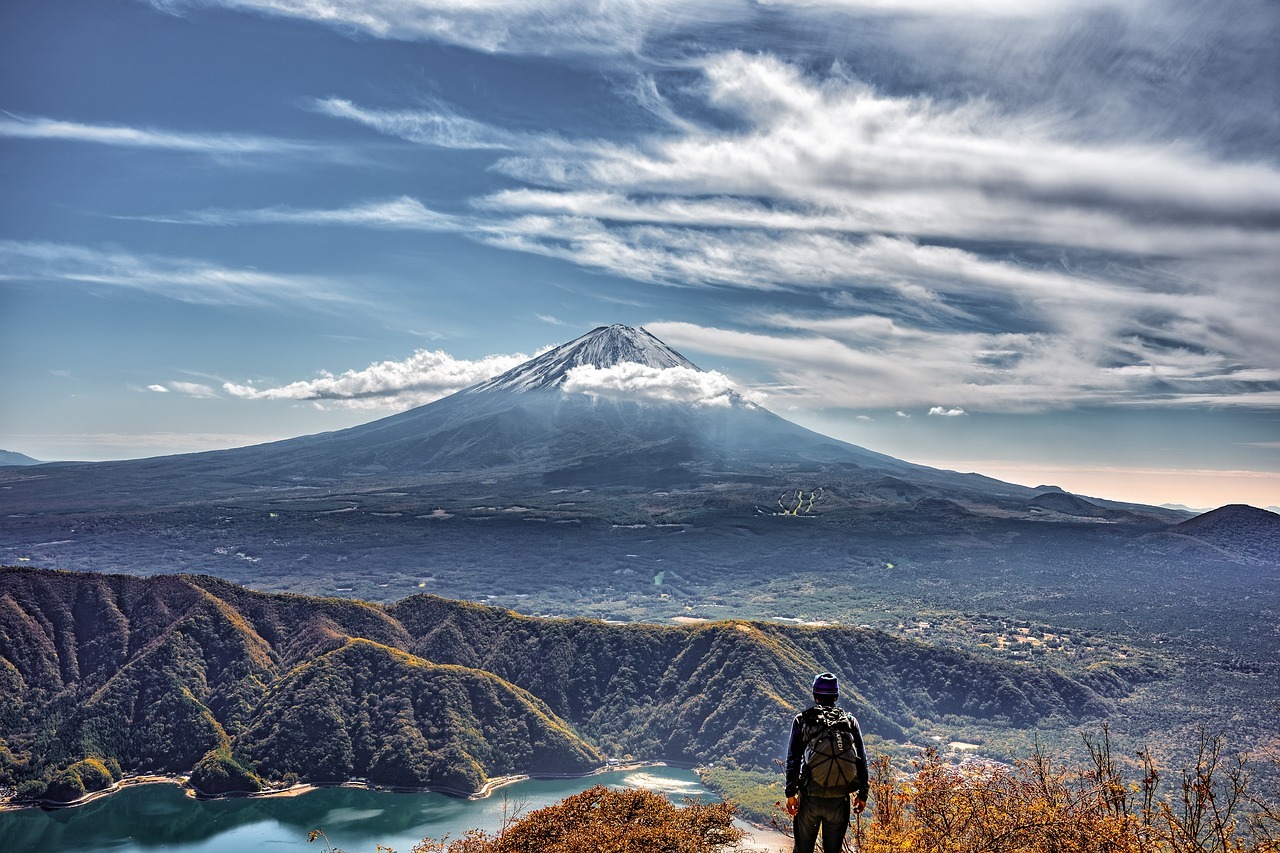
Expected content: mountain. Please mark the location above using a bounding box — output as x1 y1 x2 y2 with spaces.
1163 504 1280 565
0 324 1266 655
0 450 40 467
0 567 1120 801
1027 491 1141 521
0 325 1168 513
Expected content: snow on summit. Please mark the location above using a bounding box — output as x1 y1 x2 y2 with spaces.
467 324 757 407
469 325 700 393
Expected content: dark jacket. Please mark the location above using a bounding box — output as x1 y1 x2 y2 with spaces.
785 705 869 800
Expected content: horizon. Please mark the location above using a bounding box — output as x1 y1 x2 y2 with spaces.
2 1 1278 512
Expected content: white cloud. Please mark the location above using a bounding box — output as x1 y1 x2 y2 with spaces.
896 411 911 418
312 98 517 149
492 51 1280 261
647 318 1280 413
146 384 170 393
109 47 1279 415
127 196 465 231
0 241 358 310
475 52 1279 412
929 406 966 417
561 362 762 407
223 348 533 409
0 112 323 157
169 381 218 398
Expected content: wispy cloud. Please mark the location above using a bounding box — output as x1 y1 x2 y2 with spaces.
145 0 1141 58
109 33 1280 416
470 51 1279 412
929 407 966 417
491 52 1280 260
0 112 325 157
0 241 358 309
148 0 689 55
167 381 219 398
311 98 517 149
223 348 535 409
124 196 465 231
310 97 582 158
647 318 1280 413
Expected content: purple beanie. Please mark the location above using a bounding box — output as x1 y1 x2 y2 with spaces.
812 673 839 695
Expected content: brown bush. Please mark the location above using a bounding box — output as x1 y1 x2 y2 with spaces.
411 785 744 853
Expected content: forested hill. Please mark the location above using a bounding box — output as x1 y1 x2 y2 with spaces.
2 567 1116 802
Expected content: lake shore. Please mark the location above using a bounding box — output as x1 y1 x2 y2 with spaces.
0 773 193 813
0 759 677 812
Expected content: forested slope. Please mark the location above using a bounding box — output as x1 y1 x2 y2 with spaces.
1 567 1119 802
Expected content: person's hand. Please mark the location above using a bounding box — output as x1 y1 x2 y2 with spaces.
853 795 867 814
786 795 799 816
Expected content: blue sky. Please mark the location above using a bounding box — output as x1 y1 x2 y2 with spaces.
2 0 1278 510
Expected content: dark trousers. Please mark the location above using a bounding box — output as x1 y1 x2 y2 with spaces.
793 793 850 853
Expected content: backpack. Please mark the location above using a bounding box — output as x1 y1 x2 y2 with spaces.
800 706 863 796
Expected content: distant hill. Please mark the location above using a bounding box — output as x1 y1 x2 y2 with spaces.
0 450 40 466
1166 504 1280 565
0 567 1116 801
1028 491 1140 521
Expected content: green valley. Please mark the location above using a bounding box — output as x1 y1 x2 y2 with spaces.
0 565 1131 805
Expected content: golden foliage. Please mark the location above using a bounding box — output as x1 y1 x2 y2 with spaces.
852 729 1280 853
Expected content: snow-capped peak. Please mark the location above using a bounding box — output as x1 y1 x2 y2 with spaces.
468 325 700 394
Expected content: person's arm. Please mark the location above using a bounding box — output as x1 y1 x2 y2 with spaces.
784 714 803 814
850 715 869 810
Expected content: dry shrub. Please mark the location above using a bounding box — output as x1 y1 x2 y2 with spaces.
412 784 744 853
853 728 1280 853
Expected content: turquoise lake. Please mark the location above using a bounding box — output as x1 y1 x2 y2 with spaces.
2 767 719 853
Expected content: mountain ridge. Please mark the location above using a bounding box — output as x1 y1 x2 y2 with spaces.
0 566 1123 801
0 450 40 467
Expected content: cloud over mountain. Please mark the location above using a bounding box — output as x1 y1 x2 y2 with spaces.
223 348 535 409
562 363 760 408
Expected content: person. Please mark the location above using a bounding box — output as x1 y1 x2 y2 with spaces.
784 672 868 853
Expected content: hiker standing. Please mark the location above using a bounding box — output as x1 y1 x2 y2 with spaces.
784 673 869 853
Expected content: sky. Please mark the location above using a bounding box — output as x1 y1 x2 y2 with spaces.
1 0 1278 511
